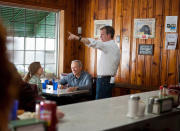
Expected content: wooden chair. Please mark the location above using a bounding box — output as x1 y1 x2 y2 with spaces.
18 83 44 112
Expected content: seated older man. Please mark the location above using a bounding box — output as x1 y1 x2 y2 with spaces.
60 60 92 93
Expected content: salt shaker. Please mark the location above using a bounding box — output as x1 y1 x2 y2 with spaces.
137 101 146 117
127 95 140 118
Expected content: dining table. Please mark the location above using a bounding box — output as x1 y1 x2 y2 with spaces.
42 88 91 105
42 88 90 97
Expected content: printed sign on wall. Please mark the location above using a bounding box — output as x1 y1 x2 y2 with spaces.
134 18 155 39
165 16 178 32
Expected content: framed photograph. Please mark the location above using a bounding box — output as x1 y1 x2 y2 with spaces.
138 44 154 55
94 20 112 38
134 18 155 39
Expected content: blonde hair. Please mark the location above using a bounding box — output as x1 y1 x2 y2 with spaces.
24 62 41 82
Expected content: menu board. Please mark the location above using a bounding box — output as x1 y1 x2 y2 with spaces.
138 44 154 55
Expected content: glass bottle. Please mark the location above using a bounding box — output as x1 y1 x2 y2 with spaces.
159 86 163 98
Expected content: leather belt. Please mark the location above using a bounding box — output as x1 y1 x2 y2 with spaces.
97 75 112 78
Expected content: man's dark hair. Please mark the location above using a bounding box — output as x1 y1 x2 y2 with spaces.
100 26 115 39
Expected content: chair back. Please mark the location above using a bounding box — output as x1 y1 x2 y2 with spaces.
18 83 44 112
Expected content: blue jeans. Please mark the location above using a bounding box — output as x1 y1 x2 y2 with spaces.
96 77 114 99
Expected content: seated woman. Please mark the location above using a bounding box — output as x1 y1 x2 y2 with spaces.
24 62 43 95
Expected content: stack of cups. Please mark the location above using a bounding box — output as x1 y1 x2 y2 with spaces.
53 82 58 90
42 80 49 89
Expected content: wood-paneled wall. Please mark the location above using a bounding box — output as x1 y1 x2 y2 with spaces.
75 0 180 90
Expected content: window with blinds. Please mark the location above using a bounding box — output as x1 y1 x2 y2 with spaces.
0 5 59 77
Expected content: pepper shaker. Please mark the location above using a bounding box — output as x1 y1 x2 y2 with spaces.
147 97 154 114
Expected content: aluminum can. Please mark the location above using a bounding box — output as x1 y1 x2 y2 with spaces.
40 100 57 131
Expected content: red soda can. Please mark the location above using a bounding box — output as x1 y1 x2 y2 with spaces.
40 100 57 131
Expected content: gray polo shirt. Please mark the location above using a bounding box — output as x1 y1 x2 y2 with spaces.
60 71 92 91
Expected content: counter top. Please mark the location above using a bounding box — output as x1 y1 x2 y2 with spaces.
57 91 180 131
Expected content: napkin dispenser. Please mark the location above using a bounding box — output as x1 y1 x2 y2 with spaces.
152 96 173 114
46 85 53 93
168 85 180 107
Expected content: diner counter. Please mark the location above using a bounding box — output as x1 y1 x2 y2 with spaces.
57 91 180 131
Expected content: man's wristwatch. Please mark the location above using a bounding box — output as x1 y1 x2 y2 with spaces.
78 36 82 41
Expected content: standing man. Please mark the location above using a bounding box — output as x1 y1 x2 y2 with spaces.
68 26 120 99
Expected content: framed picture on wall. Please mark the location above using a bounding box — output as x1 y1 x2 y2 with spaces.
138 44 154 55
134 18 155 39
94 20 112 38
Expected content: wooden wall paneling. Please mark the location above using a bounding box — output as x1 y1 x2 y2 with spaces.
75 0 85 68
167 0 179 84
120 0 132 82
136 0 147 86
82 0 92 74
118 0 123 82
94 0 99 20
144 0 154 89
130 0 138 85
63 0 77 73
161 0 171 85
114 0 122 82
107 0 114 19
113 0 122 96
150 0 163 88
98 0 106 19
83 0 90 72
160 1 166 85
89 0 97 76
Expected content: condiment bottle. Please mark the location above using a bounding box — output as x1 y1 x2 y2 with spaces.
127 95 140 118
159 86 163 98
162 85 168 97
